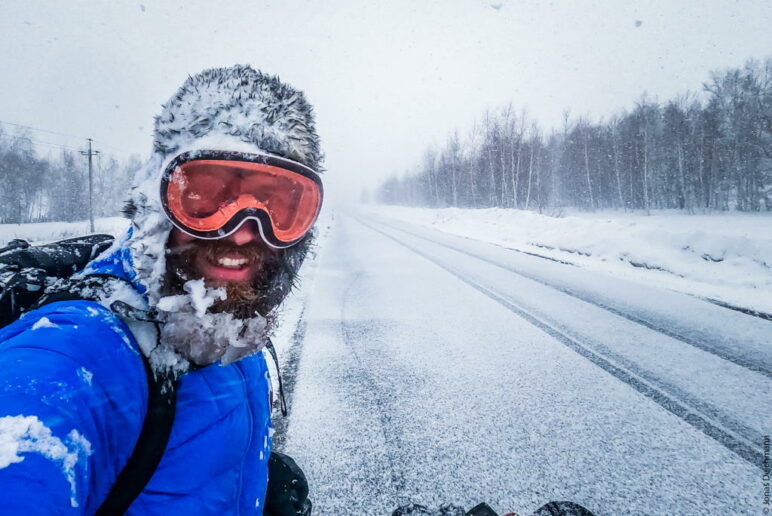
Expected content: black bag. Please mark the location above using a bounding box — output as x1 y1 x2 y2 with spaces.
264 452 313 516
0 234 114 328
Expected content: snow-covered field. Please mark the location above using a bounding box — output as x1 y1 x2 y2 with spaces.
366 205 772 315
0 217 131 245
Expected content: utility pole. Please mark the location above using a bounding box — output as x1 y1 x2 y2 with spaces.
80 138 100 232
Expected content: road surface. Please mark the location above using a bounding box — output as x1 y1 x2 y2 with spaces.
276 211 769 515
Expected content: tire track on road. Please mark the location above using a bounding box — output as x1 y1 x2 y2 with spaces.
356 216 764 470
366 215 772 379
339 270 406 507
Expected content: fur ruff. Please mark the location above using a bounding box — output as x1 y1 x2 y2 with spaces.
118 65 322 370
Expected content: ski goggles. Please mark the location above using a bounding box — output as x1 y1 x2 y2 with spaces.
160 150 323 248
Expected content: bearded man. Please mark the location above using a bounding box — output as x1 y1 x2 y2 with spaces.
0 65 322 515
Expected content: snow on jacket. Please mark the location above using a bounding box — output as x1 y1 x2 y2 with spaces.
0 240 273 514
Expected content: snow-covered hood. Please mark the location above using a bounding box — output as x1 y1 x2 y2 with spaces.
118 65 322 367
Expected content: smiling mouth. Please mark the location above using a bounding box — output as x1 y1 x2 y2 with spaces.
212 255 251 269
197 251 259 282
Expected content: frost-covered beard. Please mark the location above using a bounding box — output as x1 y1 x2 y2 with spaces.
164 238 283 319
156 238 283 366
156 280 270 366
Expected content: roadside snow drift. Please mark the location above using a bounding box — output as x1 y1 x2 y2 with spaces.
367 206 772 314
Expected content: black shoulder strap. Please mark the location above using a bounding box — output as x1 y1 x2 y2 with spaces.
34 278 177 515
96 357 176 515
264 338 288 417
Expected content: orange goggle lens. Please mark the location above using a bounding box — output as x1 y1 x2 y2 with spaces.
163 157 322 246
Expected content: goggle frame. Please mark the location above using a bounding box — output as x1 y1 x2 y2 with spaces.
160 150 323 249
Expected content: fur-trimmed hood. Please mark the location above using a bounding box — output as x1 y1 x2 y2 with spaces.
152 66 322 169
118 65 322 368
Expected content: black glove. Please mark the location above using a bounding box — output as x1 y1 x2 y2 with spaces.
392 503 496 516
263 451 312 516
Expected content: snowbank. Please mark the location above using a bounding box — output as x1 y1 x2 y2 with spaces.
366 205 772 314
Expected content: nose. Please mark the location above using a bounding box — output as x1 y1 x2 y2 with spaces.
225 219 261 246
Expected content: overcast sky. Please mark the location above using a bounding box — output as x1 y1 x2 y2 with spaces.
2 0 771 201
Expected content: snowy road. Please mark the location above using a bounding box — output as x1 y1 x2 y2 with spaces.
278 211 769 515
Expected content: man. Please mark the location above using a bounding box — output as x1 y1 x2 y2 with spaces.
0 65 322 514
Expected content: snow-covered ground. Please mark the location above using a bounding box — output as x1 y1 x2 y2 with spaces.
266 207 335 427
0 217 131 245
282 213 766 515
366 205 772 314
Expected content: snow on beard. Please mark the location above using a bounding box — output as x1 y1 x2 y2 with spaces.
164 237 284 318
156 238 282 366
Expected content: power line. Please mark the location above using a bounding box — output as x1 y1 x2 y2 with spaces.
88 140 135 157
5 135 81 153
0 119 87 140
0 124 138 159
30 140 80 152
0 119 135 156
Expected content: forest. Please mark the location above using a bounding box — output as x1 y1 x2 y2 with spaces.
376 58 772 212
0 127 140 224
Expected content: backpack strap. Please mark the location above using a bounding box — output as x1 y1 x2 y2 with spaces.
264 338 288 417
34 275 177 515
95 355 176 515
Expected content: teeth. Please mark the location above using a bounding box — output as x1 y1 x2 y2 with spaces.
216 257 249 269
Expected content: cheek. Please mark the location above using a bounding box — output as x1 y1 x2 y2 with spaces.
168 227 196 248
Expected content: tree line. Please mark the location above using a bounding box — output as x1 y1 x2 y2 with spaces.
0 128 140 224
376 58 772 212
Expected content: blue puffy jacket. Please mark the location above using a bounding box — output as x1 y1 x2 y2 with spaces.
0 242 273 514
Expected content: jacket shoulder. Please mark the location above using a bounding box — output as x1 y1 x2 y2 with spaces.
0 300 148 513
0 299 143 362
